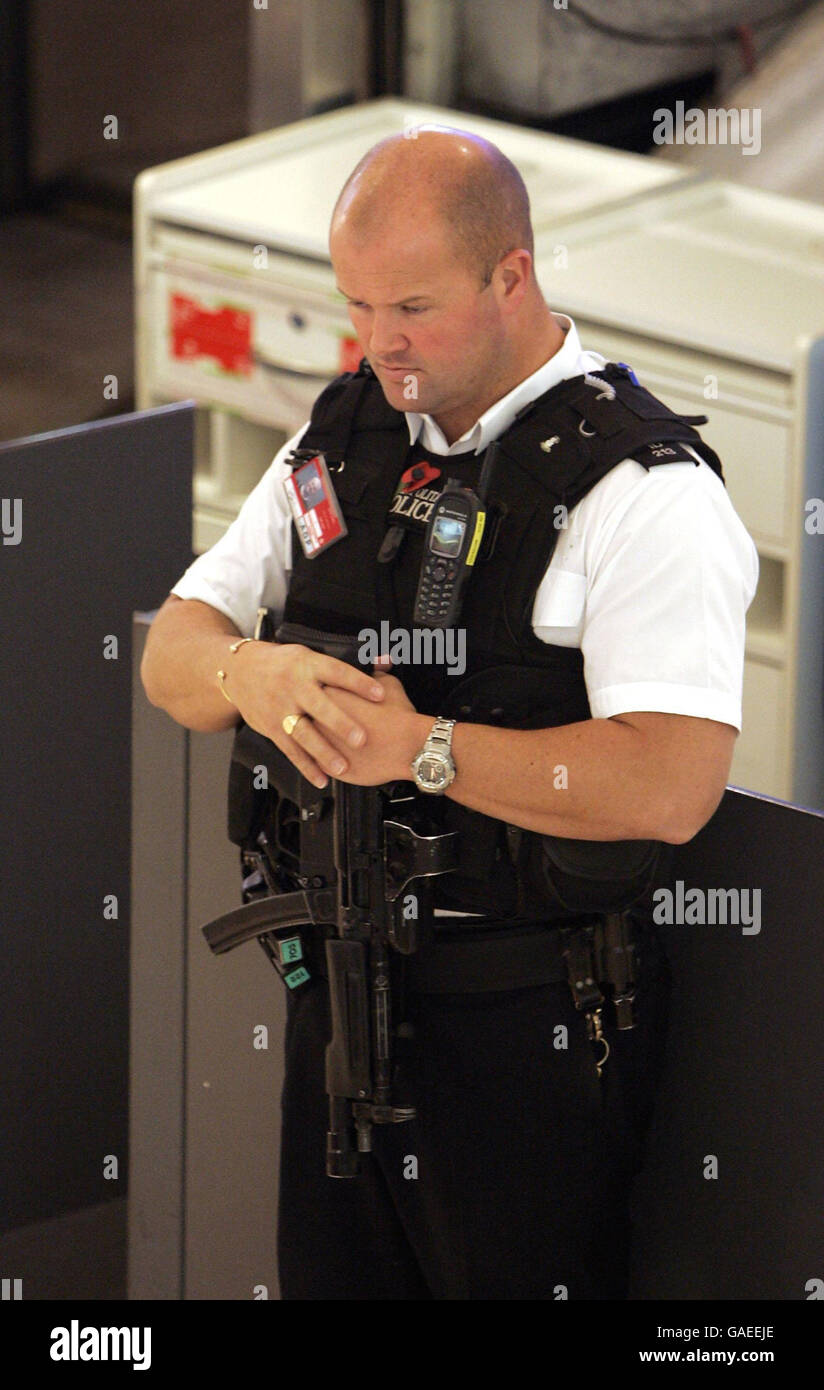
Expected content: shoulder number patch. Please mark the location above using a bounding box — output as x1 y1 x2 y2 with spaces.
632 440 699 469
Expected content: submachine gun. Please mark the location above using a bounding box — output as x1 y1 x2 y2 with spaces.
201 623 459 1177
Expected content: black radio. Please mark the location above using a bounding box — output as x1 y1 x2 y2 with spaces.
413 479 487 627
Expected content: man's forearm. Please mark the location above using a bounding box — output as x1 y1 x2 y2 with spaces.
448 718 665 839
398 710 731 844
141 597 244 732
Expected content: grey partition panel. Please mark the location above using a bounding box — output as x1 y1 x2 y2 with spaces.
0 406 192 1240
128 619 188 1299
184 725 284 1301
129 617 284 1300
796 335 824 809
631 786 824 1300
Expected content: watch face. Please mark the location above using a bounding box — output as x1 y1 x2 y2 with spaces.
412 726 456 793
417 754 448 789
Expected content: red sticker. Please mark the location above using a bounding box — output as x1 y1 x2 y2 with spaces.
170 294 253 375
339 336 363 374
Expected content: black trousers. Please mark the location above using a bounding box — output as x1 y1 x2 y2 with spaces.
278 925 671 1300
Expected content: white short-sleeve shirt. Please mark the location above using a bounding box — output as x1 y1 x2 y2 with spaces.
171 315 759 730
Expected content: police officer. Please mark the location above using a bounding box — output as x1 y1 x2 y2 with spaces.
141 127 758 1299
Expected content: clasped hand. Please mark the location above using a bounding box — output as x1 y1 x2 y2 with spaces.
233 642 422 788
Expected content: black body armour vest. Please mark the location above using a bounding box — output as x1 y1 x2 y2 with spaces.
260 359 724 920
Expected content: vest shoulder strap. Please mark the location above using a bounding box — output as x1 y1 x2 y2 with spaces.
293 359 402 464
497 363 725 513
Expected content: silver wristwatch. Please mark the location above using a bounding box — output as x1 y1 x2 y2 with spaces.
411 717 457 794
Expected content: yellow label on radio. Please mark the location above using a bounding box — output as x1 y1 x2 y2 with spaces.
466 511 486 566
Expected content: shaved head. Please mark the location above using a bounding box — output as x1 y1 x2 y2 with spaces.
331 126 534 286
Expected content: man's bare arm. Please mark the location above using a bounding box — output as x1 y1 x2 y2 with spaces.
443 710 736 843
140 595 386 786
141 595 248 732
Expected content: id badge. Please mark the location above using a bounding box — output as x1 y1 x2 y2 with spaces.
282 453 348 559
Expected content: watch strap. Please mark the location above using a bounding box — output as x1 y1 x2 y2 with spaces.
424 717 456 754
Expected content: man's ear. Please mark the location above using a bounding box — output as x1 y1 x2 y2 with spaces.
494 248 532 312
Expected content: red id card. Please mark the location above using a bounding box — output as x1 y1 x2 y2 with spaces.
282 454 348 558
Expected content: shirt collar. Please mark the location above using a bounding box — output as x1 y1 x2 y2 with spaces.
404 313 587 456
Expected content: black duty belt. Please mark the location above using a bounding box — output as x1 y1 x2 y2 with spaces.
290 917 570 995
403 921 569 994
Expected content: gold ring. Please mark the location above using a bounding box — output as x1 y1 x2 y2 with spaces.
282 713 304 737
